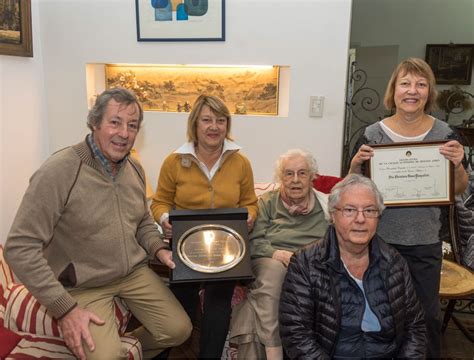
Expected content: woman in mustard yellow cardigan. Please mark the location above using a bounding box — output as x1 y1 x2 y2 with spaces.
151 94 258 358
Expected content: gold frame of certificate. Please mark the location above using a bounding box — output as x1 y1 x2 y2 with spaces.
169 208 253 283
367 141 454 207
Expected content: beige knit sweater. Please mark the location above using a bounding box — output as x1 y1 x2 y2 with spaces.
5 140 167 319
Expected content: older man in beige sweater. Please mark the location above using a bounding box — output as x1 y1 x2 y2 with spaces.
5 88 191 360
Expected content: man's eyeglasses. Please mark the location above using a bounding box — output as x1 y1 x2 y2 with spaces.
335 207 380 218
283 170 309 180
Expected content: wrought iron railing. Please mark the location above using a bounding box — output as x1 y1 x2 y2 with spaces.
341 65 385 175
441 89 474 169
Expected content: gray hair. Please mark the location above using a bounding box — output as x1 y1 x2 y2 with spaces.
274 149 319 182
328 174 385 215
87 88 144 131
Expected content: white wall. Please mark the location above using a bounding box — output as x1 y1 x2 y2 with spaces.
350 0 474 123
39 0 352 189
1 0 352 242
0 0 48 244
351 0 473 62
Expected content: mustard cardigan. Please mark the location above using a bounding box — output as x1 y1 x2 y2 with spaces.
151 150 258 222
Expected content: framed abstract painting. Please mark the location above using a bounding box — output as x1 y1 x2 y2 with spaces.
135 0 225 42
0 0 33 57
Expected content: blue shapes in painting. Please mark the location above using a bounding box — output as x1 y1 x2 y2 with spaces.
150 0 209 22
154 0 172 21
176 4 189 21
151 0 169 9
184 0 208 16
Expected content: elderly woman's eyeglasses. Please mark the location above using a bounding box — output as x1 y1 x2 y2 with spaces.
335 207 380 218
283 170 309 180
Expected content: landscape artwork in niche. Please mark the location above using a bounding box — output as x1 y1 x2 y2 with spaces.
105 65 279 115
136 0 225 41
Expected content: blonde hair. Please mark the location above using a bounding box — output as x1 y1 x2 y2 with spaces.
186 95 233 144
384 57 438 113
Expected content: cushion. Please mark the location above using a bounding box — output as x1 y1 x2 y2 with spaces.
0 242 137 358
1 285 5 326
6 333 142 360
1 245 15 325
4 283 61 337
121 335 143 360
0 245 15 289
313 175 342 194
3 282 131 337
114 296 132 335
0 326 21 358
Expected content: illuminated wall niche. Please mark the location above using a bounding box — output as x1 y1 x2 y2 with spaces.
104 64 280 115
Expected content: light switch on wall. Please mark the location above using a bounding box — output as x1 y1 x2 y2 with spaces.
309 96 324 117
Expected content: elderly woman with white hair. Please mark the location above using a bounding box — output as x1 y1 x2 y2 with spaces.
230 149 330 360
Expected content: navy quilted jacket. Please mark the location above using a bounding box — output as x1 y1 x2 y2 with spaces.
279 226 426 359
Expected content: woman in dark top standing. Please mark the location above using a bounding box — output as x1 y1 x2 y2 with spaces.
349 58 468 357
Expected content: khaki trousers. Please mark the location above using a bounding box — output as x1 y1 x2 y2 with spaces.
69 265 192 360
230 258 287 359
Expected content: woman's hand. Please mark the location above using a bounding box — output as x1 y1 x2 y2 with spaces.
439 140 464 168
349 144 374 174
247 215 255 232
440 140 468 194
272 250 294 267
161 219 173 239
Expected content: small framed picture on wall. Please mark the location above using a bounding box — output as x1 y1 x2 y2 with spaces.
0 0 33 57
425 44 473 85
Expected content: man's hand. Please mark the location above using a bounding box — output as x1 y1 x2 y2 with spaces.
272 250 294 267
58 306 105 360
156 248 175 269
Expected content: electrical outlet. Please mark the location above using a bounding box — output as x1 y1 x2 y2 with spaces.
309 96 324 117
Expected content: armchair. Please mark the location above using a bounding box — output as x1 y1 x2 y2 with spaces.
0 245 142 359
439 195 474 342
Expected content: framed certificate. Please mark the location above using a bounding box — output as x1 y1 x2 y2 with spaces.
367 141 454 206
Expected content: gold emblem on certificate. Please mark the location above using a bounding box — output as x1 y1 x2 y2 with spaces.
368 141 454 207
169 208 253 283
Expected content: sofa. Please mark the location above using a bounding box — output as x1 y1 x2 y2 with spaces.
0 175 342 359
0 245 142 359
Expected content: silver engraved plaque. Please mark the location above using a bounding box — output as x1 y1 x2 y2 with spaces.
177 224 246 273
